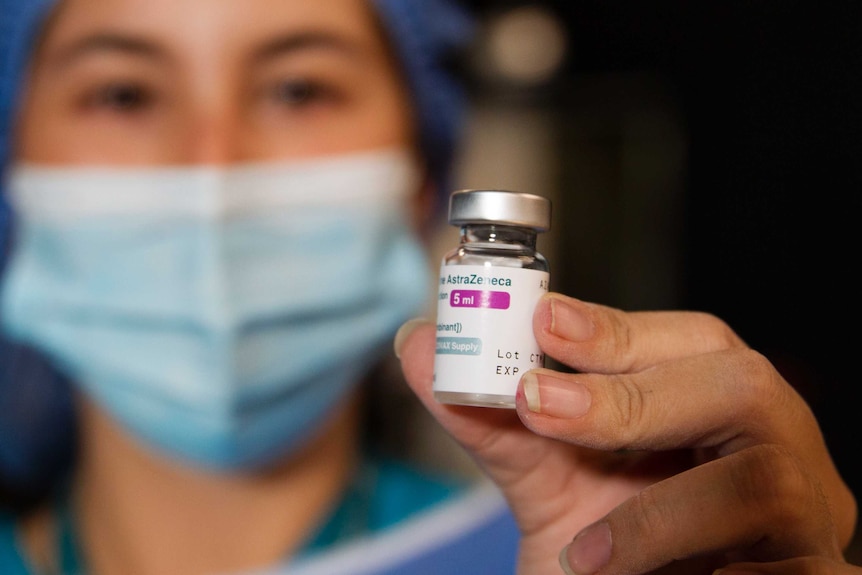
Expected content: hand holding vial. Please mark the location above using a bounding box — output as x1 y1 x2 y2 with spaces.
396 292 857 574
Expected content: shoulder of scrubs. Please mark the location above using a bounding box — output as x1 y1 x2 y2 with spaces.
263 462 520 575
299 456 463 554
0 511 30 575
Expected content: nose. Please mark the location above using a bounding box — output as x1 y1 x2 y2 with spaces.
184 106 242 166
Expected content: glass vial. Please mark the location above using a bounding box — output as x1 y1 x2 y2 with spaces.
433 189 551 409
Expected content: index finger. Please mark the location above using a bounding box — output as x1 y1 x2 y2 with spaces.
534 293 747 374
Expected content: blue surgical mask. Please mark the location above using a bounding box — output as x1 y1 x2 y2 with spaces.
0 149 431 470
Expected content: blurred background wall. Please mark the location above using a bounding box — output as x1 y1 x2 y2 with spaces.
443 0 862 557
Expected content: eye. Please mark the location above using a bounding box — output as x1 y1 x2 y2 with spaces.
83 82 154 113
267 78 337 108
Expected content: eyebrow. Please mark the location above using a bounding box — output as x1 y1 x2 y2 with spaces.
47 32 167 70
251 30 364 64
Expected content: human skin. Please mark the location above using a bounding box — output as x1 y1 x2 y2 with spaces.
13 0 424 573
395 293 858 574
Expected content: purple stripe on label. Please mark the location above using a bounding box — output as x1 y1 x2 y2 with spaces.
450 290 510 310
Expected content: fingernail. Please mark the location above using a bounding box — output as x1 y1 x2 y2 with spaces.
561 522 612 575
559 546 577 575
550 296 594 341
394 318 430 359
522 372 591 419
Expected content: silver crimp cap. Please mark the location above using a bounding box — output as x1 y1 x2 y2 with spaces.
448 189 552 232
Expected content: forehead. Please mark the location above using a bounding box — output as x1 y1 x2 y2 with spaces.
39 0 391 62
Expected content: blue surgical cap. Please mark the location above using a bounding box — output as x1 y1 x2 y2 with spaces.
0 0 474 500
0 0 75 503
372 0 475 198
0 0 56 251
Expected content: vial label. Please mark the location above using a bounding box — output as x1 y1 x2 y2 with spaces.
433 264 550 405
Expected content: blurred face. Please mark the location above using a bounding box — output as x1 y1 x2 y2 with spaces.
2 0 432 473
15 0 416 167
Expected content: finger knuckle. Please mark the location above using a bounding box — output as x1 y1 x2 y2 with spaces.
729 348 791 413
691 311 741 350
602 308 637 370
731 445 820 524
628 485 676 539
606 374 648 442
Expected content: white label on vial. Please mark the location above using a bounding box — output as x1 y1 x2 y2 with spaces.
433 264 550 398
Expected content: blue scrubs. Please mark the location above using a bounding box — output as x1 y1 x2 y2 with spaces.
0 456 521 574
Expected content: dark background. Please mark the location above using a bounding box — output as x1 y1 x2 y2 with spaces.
465 0 862 540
